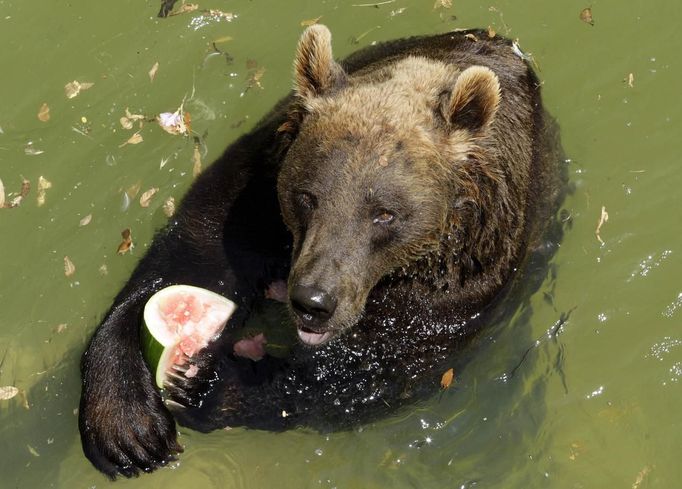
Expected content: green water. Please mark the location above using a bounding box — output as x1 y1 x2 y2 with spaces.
1 0 680 487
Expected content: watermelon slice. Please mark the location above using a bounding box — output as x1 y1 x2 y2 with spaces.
142 285 236 389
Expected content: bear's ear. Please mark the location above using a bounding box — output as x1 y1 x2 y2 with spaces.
444 66 501 133
293 25 347 100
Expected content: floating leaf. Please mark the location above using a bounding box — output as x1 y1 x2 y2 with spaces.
120 108 146 130
157 107 190 136
168 3 199 16
139 187 159 208
55 323 67 334
36 176 52 207
207 9 235 21
163 196 176 217
64 256 76 277
64 80 94 99
192 141 202 177
117 228 134 255
37 102 50 122
627 72 634 88
24 142 44 156
595 206 609 245
300 16 322 27
433 0 452 9
79 214 92 226
119 131 143 147
440 368 454 389
27 445 40 457
0 177 5 208
148 61 160 82
579 7 594 26
0 386 19 400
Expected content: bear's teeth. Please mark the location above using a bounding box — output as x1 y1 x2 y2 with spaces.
297 329 331 346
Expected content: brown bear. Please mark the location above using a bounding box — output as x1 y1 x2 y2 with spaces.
79 25 565 478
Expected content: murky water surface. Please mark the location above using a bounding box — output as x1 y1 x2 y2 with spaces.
1 0 680 487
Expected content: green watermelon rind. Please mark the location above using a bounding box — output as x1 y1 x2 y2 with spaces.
141 285 236 390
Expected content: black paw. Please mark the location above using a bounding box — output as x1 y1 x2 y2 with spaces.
79 379 182 479
163 349 221 410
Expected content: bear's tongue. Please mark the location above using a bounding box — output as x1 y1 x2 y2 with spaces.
297 328 332 346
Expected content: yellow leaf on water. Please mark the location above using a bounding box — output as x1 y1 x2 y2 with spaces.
64 80 94 99
440 368 454 389
37 176 52 207
119 132 143 147
79 214 92 226
192 142 202 177
300 16 322 27
163 196 176 217
139 187 159 208
579 7 594 26
168 3 199 16
148 61 160 82
64 256 76 277
117 228 134 255
37 102 50 122
27 445 40 457
0 386 19 400
627 72 634 88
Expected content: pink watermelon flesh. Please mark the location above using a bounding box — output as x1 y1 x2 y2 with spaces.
143 285 236 389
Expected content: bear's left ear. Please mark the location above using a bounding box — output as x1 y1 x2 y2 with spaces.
293 25 347 100
444 66 501 133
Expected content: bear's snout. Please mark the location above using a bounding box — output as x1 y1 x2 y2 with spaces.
290 284 337 326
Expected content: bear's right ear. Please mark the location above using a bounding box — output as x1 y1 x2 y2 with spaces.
444 66 501 134
293 25 347 100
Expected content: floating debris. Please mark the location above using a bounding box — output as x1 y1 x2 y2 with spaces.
64 80 94 99
192 140 202 177
0 386 19 400
440 368 454 389
24 142 44 156
163 196 176 217
0 178 4 208
64 256 76 277
120 108 146 130
148 61 160 82
487 26 496 38
139 187 159 208
37 102 50 122
433 0 452 9
36 176 52 207
119 131 143 148
300 16 322 26
579 7 594 26
168 3 199 16
79 214 92 226
157 105 190 136
626 72 634 88
117 228 134 255
595 205 609 246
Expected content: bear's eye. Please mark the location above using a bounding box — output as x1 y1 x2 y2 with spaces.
373 210 395 225
294 191 317 213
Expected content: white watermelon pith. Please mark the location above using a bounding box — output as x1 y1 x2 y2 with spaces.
142 285 236 389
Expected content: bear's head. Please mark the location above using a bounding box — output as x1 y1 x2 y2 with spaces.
277 25 502 346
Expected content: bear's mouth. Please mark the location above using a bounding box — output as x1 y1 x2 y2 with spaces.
296 325 333 346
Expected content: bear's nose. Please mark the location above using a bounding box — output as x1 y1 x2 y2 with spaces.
290 285 337 325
